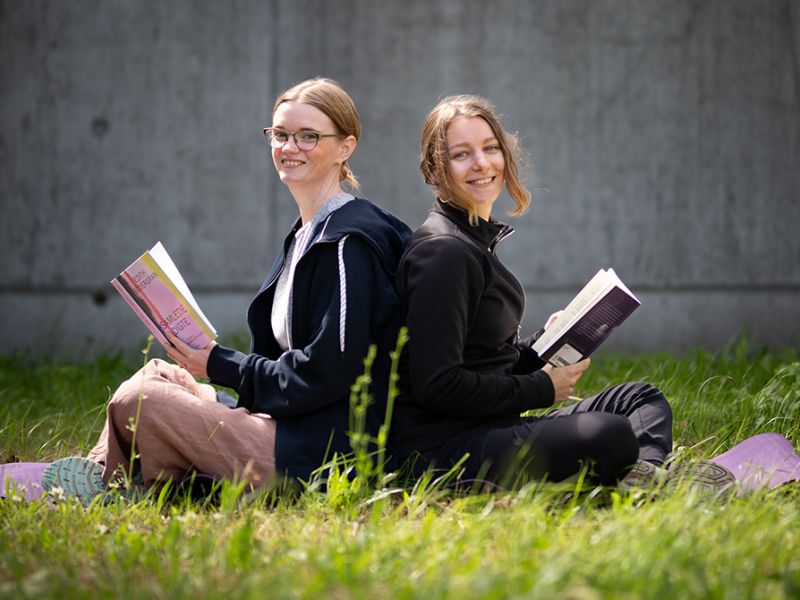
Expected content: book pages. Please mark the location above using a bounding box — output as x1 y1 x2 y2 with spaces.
532 268 640 365
111 242 217 349
533 269 612 354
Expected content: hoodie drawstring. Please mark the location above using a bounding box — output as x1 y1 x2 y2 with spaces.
337 235 349 356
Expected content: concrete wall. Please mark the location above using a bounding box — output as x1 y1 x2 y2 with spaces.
1 0 798 358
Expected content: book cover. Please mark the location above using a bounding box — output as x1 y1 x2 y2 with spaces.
532 269 640 367
111 242 217 349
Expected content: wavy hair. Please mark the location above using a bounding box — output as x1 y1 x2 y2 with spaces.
420 95 530 223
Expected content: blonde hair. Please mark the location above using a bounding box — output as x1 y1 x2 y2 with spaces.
420 95 530 223
273 77 361 190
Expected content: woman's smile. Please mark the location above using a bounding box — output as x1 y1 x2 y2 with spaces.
446 115 506 220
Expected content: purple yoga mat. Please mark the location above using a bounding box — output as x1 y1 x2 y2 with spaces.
0 462 50 502
711 433 800 494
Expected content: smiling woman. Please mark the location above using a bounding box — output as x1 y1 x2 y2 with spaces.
266 99 356 220
388 95 727 491
41 78 412 504
419 95 529 226
444 116 506 221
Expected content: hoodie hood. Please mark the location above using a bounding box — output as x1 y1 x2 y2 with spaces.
314 199 412 277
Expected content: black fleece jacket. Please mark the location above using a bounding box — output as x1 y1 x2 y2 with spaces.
206 199 412 482
391 200 554 459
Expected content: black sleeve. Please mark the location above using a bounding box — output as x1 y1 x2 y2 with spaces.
401 237 554 418
206 237 384 418
512 330 547 374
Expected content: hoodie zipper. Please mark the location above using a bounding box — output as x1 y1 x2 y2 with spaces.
489 225 515 252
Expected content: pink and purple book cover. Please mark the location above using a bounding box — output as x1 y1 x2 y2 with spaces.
111 242 217 349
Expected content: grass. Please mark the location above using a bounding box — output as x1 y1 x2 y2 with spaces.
1 337 799 599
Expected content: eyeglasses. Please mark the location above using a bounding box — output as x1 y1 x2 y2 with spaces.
263 128 342 151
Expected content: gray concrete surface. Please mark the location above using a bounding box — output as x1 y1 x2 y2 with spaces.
1 0 798 358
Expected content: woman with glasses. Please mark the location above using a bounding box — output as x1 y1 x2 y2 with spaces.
43 78 412 504
391 95 735 491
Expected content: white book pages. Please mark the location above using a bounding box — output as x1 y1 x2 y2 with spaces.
532 269 612 354
148 241 216 333
606 267 638 301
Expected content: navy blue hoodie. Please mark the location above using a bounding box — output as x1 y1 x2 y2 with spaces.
206 199 412 482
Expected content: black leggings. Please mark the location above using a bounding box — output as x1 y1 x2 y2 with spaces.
434 381 672 486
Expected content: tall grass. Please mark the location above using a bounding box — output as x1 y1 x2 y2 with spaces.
1 339 798 599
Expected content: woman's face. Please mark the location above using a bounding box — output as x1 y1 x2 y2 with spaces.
270 101 351 192
445 116 505 220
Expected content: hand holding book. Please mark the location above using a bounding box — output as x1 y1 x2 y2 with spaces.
542 358 591 402
532 268 640 367
163 329 215 378
544 310 564 331
112 242 217 350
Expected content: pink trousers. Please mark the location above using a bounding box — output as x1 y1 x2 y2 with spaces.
88 359 276 489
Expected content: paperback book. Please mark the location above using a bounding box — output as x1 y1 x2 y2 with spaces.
111 242 217 349
532 268 640 367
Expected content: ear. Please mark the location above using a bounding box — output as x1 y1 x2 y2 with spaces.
338 135 357 163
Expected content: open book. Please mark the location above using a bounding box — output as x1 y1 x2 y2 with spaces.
532 268 640 367
111 242 217 349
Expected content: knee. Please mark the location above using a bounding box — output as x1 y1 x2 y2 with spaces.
589 413 637 449
107 385 162 430
586 414 639 481
143 358 172 376
111 359 176 402
631 381 662 398
633 381 673 414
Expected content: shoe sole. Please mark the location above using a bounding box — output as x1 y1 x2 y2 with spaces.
41 457 107 507
667 460 736 495
619 461 662 490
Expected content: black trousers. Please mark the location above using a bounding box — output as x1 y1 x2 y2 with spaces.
433 381 673 487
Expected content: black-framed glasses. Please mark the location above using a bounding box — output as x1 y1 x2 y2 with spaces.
263 128 342 151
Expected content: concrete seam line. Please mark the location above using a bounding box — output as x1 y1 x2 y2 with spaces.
788 0 800 114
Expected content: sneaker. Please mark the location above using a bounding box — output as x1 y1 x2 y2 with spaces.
41 457 107 507
619 460 668 490
666 459 736 496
